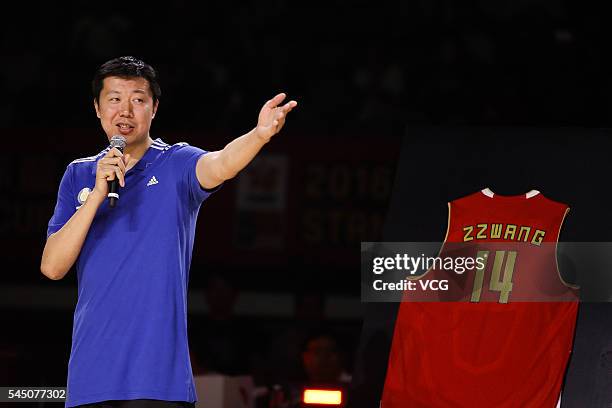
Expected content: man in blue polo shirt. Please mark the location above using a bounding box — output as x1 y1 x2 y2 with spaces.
40 56 297 408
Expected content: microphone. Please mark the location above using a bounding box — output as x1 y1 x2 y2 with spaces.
108 135 127 208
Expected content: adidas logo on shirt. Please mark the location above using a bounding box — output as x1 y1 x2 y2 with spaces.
147 176 159 186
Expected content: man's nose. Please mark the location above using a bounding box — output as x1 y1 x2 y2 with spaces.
119 100 133 117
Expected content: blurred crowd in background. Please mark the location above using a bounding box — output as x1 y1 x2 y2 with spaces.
1 1 611 136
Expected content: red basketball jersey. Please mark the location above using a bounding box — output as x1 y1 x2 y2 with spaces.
381 189 579 408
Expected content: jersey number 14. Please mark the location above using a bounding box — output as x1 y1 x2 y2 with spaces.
471 250 516 303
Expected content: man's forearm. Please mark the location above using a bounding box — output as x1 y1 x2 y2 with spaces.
197 128 268 188
40 190 105 280
197 94 296 188
217 127 267 180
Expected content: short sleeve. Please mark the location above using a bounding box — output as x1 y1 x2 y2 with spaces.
174 144 221 206
47 164 76 238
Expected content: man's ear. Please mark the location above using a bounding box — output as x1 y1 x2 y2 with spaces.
94 99 101 119
152 100 159 119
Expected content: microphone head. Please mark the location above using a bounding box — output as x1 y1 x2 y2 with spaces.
110 135 127 152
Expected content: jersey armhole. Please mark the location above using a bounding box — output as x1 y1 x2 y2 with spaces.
409 202 451 281
555 207 580 290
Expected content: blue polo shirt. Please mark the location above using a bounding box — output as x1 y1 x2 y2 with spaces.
47 138 217 407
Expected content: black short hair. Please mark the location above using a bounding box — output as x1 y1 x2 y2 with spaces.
92 56 161 104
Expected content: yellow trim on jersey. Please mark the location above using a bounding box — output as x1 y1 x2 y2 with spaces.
406 202 452 281
556 207 580 290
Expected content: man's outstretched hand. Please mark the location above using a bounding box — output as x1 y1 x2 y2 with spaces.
195 92 297 189
255 93 298 142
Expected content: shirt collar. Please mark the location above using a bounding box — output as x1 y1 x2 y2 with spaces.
132 138 166 172
91 138 167 175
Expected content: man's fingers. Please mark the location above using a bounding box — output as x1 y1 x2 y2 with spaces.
271 93 286 106
100 157 126 172
280 100 297 114
259 93 295 137
100 167 115 181
100 157 122 165
265 93 287 109
117 158 126 173
107 147 124 158
115 168 125 187
274 100 297 121
275 100 298 118
99 164 125 187
103 167 125 187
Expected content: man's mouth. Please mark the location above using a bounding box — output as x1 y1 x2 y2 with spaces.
116 123 135 134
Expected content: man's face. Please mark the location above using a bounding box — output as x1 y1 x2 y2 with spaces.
302 337 342 382
94 76 158 146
